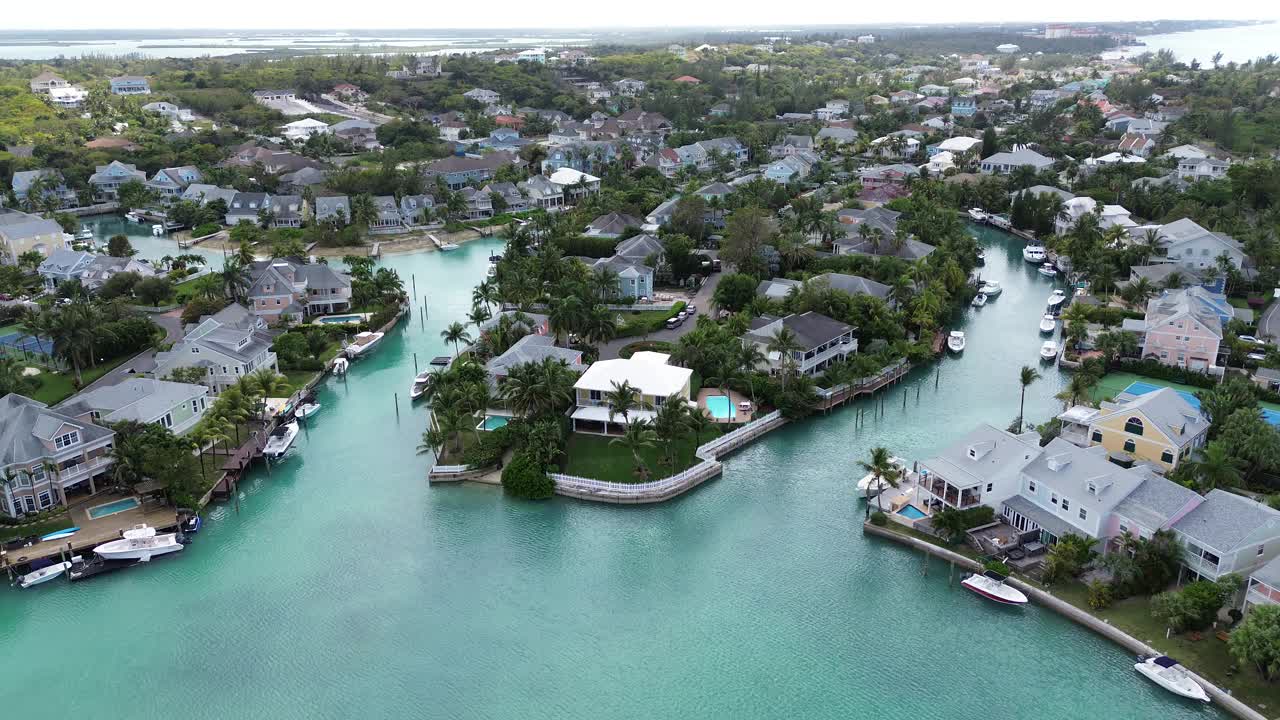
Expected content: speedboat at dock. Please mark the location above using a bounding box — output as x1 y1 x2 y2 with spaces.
94 525 183 562
1037 262 1058 277
410 370 433 400
1134 655 1210 703
295 402 321 420
971 293 987 307
1039 315 1057 334
1023 244 1047 263
1040 341 1060 362
331 357 349 376
947 331 966 353
856 457 909 500
16 558 79 588
978 281 1001 297
968 208 988 222
263 421 299 459
1046 289 1069 315
961 570 1028 605
344 331 384 359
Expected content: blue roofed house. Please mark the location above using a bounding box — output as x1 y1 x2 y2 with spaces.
88 160 146 201
145 166 203 200
12 169 77 210
109 75 151 95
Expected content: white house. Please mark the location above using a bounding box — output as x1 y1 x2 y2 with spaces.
979 148 1054 174
1054 197 1135 236
280 118 331 141
1179 157 1232 182
570 352 693 435
153 304 279 393
1155 218 1247 271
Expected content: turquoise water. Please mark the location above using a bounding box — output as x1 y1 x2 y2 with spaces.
482 415 509 431
318 314 363 324
897 504 927 520
706 394 735 420
87 497 140 519
0 232 1229 720
81 214 226 269
1136 22 1280 65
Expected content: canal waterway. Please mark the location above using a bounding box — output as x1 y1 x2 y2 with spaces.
80 213 227 269
1 229 1229 720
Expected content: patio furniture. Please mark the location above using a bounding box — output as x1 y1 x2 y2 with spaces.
1023 541 1046 556
1007 548 1025 561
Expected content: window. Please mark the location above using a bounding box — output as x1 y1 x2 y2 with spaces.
1061 498 1070 511
588 390 601 401
1161 450 1175 464
53 430 80 449
1051 492 1059 506
37 491 52 509
1260 546 1267 557
160 413 173 429
1091 430 1102 442
985 483 993 493
1078 508 1087 520
1124 439 1136 453
653 396 664 407
1124 417 1144 436
1027 480 1036 493
191 347 199 353
1119 522 1129 534
1087 481 1097 495
23 496 36 512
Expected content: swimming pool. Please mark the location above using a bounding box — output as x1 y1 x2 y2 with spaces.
87 497 140 519
705 395 735 420
479 416 509 431
317 314 364 324
897 505 927 521
1122 381 1280 426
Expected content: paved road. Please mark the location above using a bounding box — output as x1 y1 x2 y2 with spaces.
1260 300 1280 344
597 271 724 360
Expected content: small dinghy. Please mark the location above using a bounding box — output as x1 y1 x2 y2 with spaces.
971 292 988 307
40 526 80 542
961 570 1028 606
1039 314 1057 334
332 357 349 376
1134 656 1210 703
17 558 79 588
947 331 966 353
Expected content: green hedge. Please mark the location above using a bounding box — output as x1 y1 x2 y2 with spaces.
554 235 621 259
616 302 687 338
618 340 677 359
1116 359 1217 389
192 222 221 238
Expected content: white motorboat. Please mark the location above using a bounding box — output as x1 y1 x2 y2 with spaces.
1134 656 1210 703
263 421 299 459
971 292 988 307
1046 289 1069 315
344 331 384 358
17 559 78 588
961 570 1028 605
979 281 1002 297
1039 314 1057 334
94 532 182 562
1037 262 1058 277
125 211 144 223
1022 244 1047 263
121 524 156 540
75 226 94 241
486 264 497 277
332 357 349 376
440 242 459 251
410 370 433 400
855 457 909 500
947 331 966 353
988 214 1011 230
1040 340 1060 361
295 402 321 419
968 208 988 222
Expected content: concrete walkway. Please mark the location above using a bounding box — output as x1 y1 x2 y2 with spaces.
596 271 724 360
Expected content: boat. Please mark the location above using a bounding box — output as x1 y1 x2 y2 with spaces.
971 292 988 307
331 357 349 376
1037 262 1058 277
180 512 202 534
17 559 78 588
1040 340 1060 362
1023 244 1047 263
947 331 966 353
295 402 321 419
40 526 80 542
121 523 156 540
263 420 300 459
1039 314 1057 334
94 531 183 562
975 249 985 265
410 370 433 400
1134 655 1211 703
855 457 909 500
988 213 1012 230
486 264 497 277
69 556 141 582
979 281 1002 297
344 331 384 358
125 211 145 223
961 570 1029 605
75 226 93 241
1046 289 1069 315
968 208 988 222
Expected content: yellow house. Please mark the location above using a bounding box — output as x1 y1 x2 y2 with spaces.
0 208 67 264
1057 387 1208 472
570 351 692 435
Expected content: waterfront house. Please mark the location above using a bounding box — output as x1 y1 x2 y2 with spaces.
586 256 653 299
569 352 692 435
225 192 270 226
398 195 436 226
1056 387 1209 472
1122 287 1236 372
742 311 856 376
756 273 891 304
247 259 352 324
145 166 203 199
0 208 67 265
12 169 77 210
29 71 69 94
421 152 516 190
280 118 331 141
520 175 566 210
109 75 151 95
59 378 210 436
1173 490 1280 583
181 184 238 208
88 160 146 201
1054 197 1134 236
0 394 115 516
268 195 305 228
918 424 1043 513
1153 218 1247 271
979 148 1054 175
585 212 642 239
486 334 585 396
314 196 351 225
547 168 601 201
1245 554 1280 613
456 188 493 221
154 304 279 392
37 249 157 291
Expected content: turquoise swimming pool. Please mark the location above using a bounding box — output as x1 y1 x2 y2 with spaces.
705 395 735 420
480 416 509 431
897 505 927 521
318 314 364 324
88 497 139 519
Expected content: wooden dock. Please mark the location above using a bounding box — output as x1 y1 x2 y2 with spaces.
816 360 911 411
1 501 178 573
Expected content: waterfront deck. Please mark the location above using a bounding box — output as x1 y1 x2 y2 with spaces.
1 495 177 572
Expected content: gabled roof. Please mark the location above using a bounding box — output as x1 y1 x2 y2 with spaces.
58 378 205 425
573 354 691 397
486 334 583 377
744 311 852 351
1173 489 1280 554
1093 388 1208 449
0 394 113 466
982 148 1054 168
921 424 1042 490
1113 475 1202 532
614 233 664 262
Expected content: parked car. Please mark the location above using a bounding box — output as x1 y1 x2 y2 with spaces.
1239 335 1267 346
665 317 683 330
686 303 697 315
1247 352 1267 363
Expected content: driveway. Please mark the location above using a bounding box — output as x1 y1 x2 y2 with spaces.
1260 299 1280 343
597 271 724 360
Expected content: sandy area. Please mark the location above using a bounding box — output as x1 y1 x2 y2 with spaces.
191 225 504 258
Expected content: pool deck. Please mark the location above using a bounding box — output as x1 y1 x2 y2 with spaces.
696 388 752 424
0 495 177 572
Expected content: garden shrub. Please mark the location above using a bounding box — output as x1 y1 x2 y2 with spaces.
983 559 1011 576
462 425 513 468
501 451 555 500
869 510 887 526
1086 580 1114 610
192 222 221 238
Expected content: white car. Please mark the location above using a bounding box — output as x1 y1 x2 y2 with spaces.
1239 335 1267 346
1247 352 1267 362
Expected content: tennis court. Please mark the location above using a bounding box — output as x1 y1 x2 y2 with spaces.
0 331 54 356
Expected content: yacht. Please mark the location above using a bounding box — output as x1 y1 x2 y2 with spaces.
947 331 966 353
1039 315 1057 334
1046 289 1069 316
410 370 433 400
967 208 988 222
1134 656 1210 703
978 281 1002 297
1037 262 1058 277
855 457 909 500
1040 341 1060 362
1022 244 1047 263
94 530 183 562
17 558 78 588
124 211 145 223
344 331 384 359
988 214 1012 230
263 421 299 459
961 570 1028 606
971 292 988 307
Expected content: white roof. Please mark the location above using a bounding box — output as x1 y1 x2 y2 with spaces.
570 405 658 425
573 355 691 397
548 167 600 186
283 118 329 129
937 136 982 153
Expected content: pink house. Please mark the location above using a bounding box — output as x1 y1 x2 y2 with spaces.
1125 287 1232 372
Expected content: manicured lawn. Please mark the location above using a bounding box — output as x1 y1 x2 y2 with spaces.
283 370 318 395
28 353 138 405
0 514 74 544
1050 582 1274 712
172 274 207 303
1093 371 1280 414
562 426 720 483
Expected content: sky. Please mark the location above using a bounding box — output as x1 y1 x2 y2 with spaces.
1 3 1277 31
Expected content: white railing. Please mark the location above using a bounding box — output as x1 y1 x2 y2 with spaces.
815 359 910 399
697 410 782 458
430 464 471 474
57 455 113 483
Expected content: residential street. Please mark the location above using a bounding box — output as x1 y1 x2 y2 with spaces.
596 270 723 359
1260 299 1280 343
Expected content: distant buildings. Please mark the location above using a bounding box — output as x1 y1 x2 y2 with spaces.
108 75 151 96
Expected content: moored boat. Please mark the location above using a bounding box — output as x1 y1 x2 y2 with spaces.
17 559 78 588
40 526 79 542
410 370 433 400
1037 262 1058 277
961 570 1028 605
295 402 321 419
979 281 1002 297
1040 340 1060 362
94 532 183 562
968 208 987 222
855 457 909 500
1046 289 1069 315
1134 655 1210 703
971 292 987 307
1039 314 1057 334
75 226 93 241
263 420 299 459
1022 244 1047 263
331 357 349 376
344 331 384 359
947 331 966 353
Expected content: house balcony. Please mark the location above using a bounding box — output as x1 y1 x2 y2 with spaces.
1059 425 1091 448
1247 581 1280 609
55 455 113 487
922 476 983 509
1182 551 1222 580
795 340 857 375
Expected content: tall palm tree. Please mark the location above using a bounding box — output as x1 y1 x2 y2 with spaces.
603 379 649 424
858 446 900 517
441 322 472 358
765 327 803 388
1017 365 1041 432
245 369 292 416
582 304 618 348
220 256 251 303
685 407 717 447
610 419 658 480
738 343 767 405
548 295 586 345
651 394 691 467
1054 371 1099 410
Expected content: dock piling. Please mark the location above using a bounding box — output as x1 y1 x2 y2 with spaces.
935 366 940 389
414 353 418 373
394 393 400 419
412 274 417 299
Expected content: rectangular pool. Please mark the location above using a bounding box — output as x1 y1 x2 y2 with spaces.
897 505 927 521
480 416 509 431
318 314 364 324
705 395 735 420
88 497 140 519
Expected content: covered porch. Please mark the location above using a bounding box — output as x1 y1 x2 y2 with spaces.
569 405 657 436
920 472 984 509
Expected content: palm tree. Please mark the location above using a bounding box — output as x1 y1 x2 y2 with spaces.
765 327 803 388
590 266 620 301
738 343 767 405
651 394 690 467
245 369 291 417
220 256 251 303
858 446 900 517
467 305 492 334
441 322 472 358
548 295 586 345
610 419 658 479
1055 371 1099 409
603 379 649 424
686 407 717 447
1017 365 1041 432
1182 441 1242 492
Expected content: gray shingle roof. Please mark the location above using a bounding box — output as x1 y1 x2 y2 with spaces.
0 394 114 467
1094 388 1208 450
487 334 583 376
1113 476 1202 532
1173 489 1280 553
57 378 205 424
